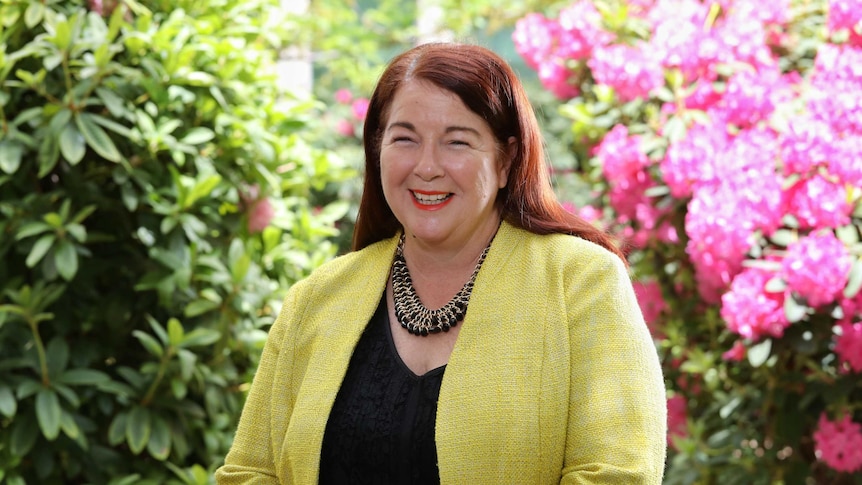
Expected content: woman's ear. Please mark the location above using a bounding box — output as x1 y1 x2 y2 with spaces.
498 136 517 189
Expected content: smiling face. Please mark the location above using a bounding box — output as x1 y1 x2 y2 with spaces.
379 80 512 251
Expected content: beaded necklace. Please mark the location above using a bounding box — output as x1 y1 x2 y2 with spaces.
391 234 491 336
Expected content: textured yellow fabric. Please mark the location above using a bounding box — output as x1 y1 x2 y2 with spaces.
215 222 667 484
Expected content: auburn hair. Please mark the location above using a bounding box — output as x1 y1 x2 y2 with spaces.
351 42 624 262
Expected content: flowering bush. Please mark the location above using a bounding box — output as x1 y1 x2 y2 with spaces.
517 0 862 482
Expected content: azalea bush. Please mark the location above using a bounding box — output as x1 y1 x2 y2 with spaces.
514 0 862 483
0 0 351 483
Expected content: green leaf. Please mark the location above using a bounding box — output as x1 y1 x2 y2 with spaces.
747 339 772 368
15 222 53 240
0 384 16 418
180 328 220 348
24 1 44 28
54 239 78 281
75 113 121 162
38 133 60 177
844 259 862 299
57 368 110 385
184 174 221 208
108 412 127 445
45 337 70 378
0 139 24 174
126 406 151 454
132 330 164 357
36 389 62 440
147 416 172 460
179 127 215 145
59 122 86 165
26 234 55 268
784 295 808 323
184 299 220 318
764 277 787 294
167 318 184 346
719 396 742 419
11 414 38 456
60 409 80 439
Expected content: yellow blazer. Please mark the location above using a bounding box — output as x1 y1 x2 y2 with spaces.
216 222 667 484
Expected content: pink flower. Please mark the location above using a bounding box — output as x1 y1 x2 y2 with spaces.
661 118 730 198
667 395 688 449
351 98 370 121
782 231 852 308
836 321 862 373
537 58 580 99
588 43 664 102
714 66 789 128
247 198 274 233
780 116 835 176
596 124 651 184
88 0 104 15
556 0 614 59
513 13 560 69
782 174 852 230
813 413 862 473
828 0 862 46
722 340 747 362
335 119 355 137
721 266 789 340
633 280 667 338
334 88 353 104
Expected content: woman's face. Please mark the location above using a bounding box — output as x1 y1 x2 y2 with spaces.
380 80 512 251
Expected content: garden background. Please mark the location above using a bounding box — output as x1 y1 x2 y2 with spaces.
1 0 861 483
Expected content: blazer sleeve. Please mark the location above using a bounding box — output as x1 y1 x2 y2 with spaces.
561 254 667 484
215 284 302 484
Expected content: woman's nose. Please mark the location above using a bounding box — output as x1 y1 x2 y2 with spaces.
413 143 444 180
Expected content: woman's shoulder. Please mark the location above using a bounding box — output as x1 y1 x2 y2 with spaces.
500 222 622 270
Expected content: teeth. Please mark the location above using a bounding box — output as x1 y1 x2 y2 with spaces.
413 192 450 205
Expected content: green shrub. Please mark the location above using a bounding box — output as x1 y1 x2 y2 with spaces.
0 0 352 483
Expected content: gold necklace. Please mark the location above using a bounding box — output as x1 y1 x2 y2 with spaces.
391 234 491 336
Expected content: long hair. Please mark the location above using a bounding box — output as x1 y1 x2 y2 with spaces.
351 43 624 262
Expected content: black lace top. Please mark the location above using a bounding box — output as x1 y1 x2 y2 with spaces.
319 294 445 484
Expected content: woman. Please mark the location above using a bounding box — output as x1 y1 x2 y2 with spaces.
216 42 666 484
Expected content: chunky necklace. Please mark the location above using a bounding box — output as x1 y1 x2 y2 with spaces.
391 234 491 336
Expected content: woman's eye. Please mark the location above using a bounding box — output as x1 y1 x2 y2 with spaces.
449 140 469 146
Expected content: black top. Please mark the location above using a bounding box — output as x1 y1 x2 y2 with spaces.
319 294 445 485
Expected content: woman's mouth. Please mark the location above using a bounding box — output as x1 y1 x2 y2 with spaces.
411 190 453 210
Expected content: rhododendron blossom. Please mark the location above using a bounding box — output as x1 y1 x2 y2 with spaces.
634 280 667 338
813 413 862 473
513 13 560 69
836 321 862 373
334 88 353 104
782 174 852 230
667 395 688 449
722 340 747 362
588 43 664 101
782 231 852 308
351 98 370 121
247 198 274 234
721 266 789 340
828 0 862 46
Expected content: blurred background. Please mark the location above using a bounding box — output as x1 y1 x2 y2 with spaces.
0 0 860 483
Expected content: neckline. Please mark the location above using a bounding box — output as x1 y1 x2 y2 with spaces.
381 294 447 380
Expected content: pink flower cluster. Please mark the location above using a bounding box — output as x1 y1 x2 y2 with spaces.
721 266 788 340
241 185 274 234
513 1 613 99
813 413 862 473
667 395 688 449
828 0 862 46
836 321 862 372
782 231 852 308
331 89 369 138
633 279 667 338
